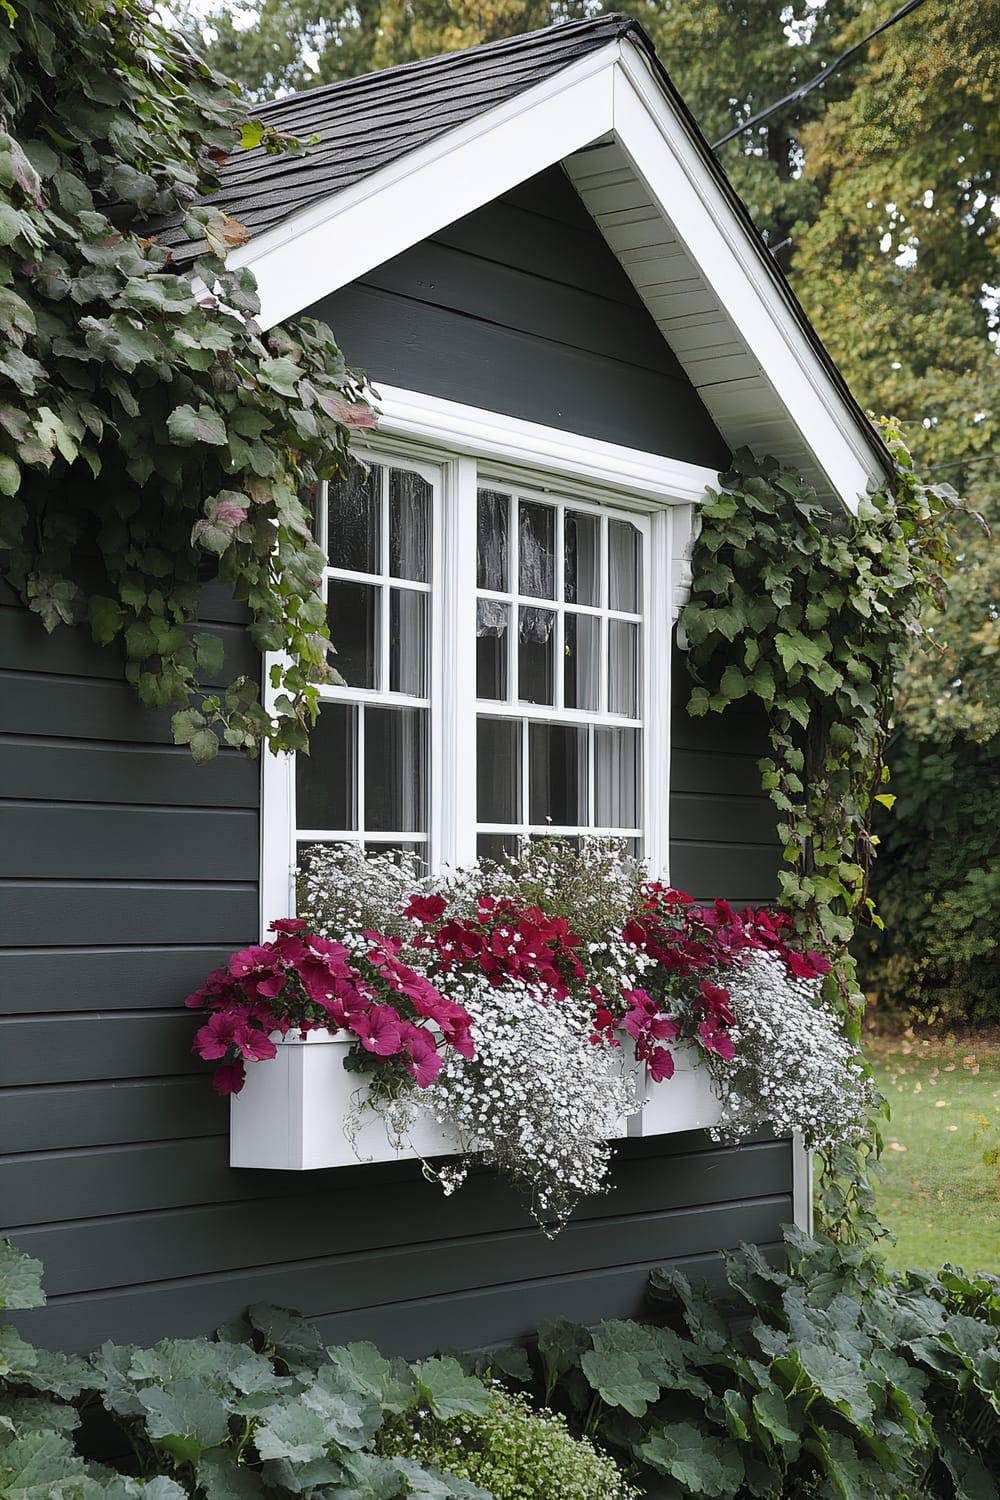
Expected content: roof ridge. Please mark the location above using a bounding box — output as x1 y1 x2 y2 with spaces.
250 12 643 117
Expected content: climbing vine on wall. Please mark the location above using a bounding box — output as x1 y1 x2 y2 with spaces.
678 426 963 1235
0 0 371 762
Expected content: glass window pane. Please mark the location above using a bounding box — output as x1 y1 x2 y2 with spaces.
389 469 430 582
609 519 641 612
518 606 554 705
477 717 520 824
564 511 601 605
608 620 639 717
476 599 509 701
477 489 509 591
595 728 640 829
363 841 427 872
528 723 587 827
327 581 379 690
296 703 357 830
477 833 517 865
564 613 601 711
389 589 427 696
364 707 425 832
328 464 380 573
518 501 555 599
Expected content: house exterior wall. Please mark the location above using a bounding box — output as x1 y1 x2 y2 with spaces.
1 589 786 1358
1 175 788 1358
307 168 730 468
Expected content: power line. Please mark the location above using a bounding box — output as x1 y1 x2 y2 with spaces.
712 0 929 149
922 452 998 475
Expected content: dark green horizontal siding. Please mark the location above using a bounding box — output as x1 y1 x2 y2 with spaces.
0 1014 205 1087
0 947 239 1016
0 1077 227 1154
1 881 258 947
0 737 258 808
10 1136 791 1355
669 646 781 905
1 805 258 880
308 167 729 468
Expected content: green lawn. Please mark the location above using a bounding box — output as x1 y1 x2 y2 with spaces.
864 1035 1000 1275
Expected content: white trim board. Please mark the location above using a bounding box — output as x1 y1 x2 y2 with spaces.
367 386 719 507
220 34 886 513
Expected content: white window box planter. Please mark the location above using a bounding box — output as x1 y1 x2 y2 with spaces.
230 1029 464 1170
229 1031 723 1171
626 1043 724 1137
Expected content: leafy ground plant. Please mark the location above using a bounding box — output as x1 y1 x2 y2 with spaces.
522 1228 1000 1499
377 1386 639 1499
0 1239 637 1499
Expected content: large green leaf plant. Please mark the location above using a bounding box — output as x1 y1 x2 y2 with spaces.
0 0 371 761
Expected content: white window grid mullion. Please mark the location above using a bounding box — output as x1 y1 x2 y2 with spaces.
356 704 366 839
555 500 565 713
587 722 595 829
379 468 390 694
509 491 520 705
326 567 431 592
298 830 429 844
520 715 530 835
316 688 429 711
474 699 639 726
477 824 642 838
599 512 609 714
443 457 479 868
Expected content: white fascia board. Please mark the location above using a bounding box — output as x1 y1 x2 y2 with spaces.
369 385 719 506
235 51 616 330
614 43 882 514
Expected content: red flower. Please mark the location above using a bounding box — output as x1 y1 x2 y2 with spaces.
404 894 448 924
269 917 308 934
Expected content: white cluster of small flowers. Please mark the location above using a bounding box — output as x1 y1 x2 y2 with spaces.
424 971 637 1234
299 843 428 958
708 951 876 1151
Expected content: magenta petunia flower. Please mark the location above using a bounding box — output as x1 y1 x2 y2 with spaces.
647 1047 675 1082
350 1004 403 1056
193 1011 245 1060
237 1026 278 1062
213 1060 247 1095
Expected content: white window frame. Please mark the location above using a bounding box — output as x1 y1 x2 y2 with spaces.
260 391 717 929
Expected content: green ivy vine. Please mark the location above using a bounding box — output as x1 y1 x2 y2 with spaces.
0 0 369 761
678 423 962 1236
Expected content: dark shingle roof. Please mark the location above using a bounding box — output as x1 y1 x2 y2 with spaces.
157 14 640 262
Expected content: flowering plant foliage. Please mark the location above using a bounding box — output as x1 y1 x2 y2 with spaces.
608 884 833 1084
189 840 873 1228
185 916 473 1097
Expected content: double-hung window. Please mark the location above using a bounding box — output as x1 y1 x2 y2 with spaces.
261 413 699 924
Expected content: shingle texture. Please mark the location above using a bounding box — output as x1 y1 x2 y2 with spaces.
155 14 641 263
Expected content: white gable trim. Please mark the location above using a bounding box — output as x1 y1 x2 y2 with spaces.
365 385 719 507
237 47 617 329
222 35 886 512
612 48 876 513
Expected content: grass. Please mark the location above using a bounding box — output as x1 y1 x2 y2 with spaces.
864 1033 1000 1275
